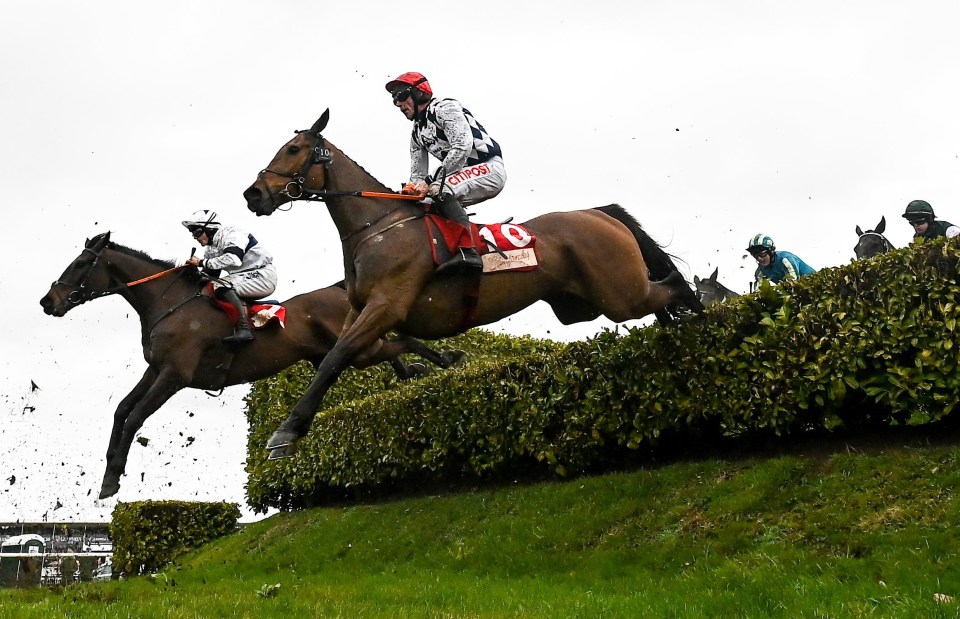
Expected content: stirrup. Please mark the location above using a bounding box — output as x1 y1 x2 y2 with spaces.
438 249 483 274
222 328 254 344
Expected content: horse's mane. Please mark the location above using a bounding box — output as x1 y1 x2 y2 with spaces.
106 241 205 285
107 241 172 268
327 140 395 193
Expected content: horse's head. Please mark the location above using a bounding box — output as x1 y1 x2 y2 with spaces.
40 232 114 316
854 216 893 260
244 109 332 216
693 267 739 307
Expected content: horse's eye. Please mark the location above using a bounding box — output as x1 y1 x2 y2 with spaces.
288 146 301 155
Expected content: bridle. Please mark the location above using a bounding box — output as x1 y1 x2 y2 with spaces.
855 231 893 258
50 244 116 309
254 129 333 210
51 240 194 311
251 126 427 244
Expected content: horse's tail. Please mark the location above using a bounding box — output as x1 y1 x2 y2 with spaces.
593 204 702 323
593 204 679 280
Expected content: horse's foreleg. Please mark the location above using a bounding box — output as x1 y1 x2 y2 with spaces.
100 372 183 499
105 368 158 464
266 299 402 456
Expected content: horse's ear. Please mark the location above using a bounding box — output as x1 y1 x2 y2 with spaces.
876 216 886 233
856 225 864 236
310 109 330 135
86 231 111 248
709 267 719 281
693 275 701 285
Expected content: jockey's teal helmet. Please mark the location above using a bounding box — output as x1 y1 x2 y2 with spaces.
746 234 775 254
902 199 935 223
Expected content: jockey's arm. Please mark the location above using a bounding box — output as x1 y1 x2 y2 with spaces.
776 255 800 281
201 248 242 271
434 100 472 174
409 137 430 185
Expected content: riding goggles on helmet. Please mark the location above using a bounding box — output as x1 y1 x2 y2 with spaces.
391 87 414 104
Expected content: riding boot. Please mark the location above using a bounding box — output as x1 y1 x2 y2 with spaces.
219 288 254 344
435 193 483 274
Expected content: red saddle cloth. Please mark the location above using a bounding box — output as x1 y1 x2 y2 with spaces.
204 284 286 329
424 215 539 273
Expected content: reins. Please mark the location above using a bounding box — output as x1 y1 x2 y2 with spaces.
125 264 190 288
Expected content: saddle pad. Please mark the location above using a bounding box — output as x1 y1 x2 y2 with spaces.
206 284 286 329
425 216 539 273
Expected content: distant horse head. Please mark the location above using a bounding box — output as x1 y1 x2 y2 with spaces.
854 216 895 260
693 267 740 307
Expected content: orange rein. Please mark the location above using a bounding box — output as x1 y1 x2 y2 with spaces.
359 190 425 201
125 265 190 288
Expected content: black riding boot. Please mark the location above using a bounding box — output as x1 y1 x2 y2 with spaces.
436 193 483 273
218 288 254 344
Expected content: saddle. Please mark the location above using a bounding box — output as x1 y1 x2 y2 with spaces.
424 215 539 273
203 283 287 329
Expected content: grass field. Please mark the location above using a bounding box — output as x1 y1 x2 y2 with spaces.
3 420 960 618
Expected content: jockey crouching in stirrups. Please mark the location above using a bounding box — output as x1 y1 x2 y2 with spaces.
183 209 278 343
386 72 507 274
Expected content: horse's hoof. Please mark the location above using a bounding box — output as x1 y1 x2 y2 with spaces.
99 480 120 500
443 350 467 366
268 445 297 460
405 362 428 378
265 429 299 451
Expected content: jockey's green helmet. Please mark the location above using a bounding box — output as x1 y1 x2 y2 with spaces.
902 199 935 223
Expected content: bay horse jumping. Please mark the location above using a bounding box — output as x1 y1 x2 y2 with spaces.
693 267 741 306
39 232 464 498
854 216 895 260
243 109 705 459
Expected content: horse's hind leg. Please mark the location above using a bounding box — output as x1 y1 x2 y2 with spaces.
100 370 182 499
351 335 466 379
382 335 465 378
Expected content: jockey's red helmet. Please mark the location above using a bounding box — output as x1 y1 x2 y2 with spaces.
385 72 433 98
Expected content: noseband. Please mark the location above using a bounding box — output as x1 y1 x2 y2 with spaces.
856 231 893 258
50 245 114 309
255 129 333 209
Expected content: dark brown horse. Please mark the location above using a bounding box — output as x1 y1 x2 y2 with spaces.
39 232 464 498
693 267 741 306
854 216 895 260
243 109 704 458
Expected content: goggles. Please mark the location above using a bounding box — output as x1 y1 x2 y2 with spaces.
189 227 205 239
391 87 414 104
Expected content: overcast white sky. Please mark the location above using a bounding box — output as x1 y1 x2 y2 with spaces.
3 0 959 523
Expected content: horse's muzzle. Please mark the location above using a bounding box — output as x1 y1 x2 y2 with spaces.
243 185 275 216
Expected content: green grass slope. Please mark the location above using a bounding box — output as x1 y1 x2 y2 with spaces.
4 421 960 618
